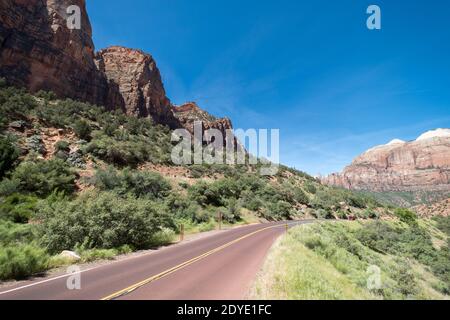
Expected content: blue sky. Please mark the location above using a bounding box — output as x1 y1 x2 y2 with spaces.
87 0 450 175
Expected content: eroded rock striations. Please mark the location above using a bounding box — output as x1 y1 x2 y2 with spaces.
323 129 450 192
0 0 110 107
0 0 230 132
96 46 180 129
172 102 233 136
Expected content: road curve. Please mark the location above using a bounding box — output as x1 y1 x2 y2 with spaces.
0 220 313 300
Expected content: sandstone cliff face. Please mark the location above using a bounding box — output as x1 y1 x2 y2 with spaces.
0 1 231 132
323 129 450 192
172 102 233 136
96 46 179 129
0 0 109 107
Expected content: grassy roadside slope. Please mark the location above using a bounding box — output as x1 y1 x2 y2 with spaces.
250 218 450 300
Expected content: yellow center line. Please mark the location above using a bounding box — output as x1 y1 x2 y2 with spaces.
101 223 293 300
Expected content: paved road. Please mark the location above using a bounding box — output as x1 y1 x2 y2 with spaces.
0 220 313 300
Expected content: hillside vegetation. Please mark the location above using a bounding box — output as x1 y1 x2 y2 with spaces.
250 216 450 299
1 82 390 280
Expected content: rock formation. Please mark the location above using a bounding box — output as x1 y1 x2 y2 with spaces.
0 0 230 132
96 46 180 129
172 102 233 135
323 129 450 192
0 0 109 107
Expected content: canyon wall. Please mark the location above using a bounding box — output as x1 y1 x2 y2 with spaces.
323 129 450 192
0 0 230 132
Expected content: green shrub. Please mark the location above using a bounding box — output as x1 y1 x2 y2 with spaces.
304 181 317 194
118 169 171 199
0 220 36 245
10 158 76 197
433 216 450 236
313 208 334 219
37 191 173 253
0 135 20 178
83 118 172 166
35 90 57 101
91 167 171 200
165 193 206 223
265 201 293 220
77 247 117 263
293 187 310 205
85 135 160 167
225 198 242 222
0 177 19 196
148 228 176 247
0 244 49 280
0 194 38 223
336 210 348 219
73 119 92 141
394 208 417 224
103 121 119 137
346 194 368 209
358 208 378 219
0 88 37 124
55 140 70 153
356 221 399 254
241 192 264 212
392 259 418 297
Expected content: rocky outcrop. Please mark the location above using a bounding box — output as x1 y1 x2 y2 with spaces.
0 1 231 132
172 102 233 135
323 129 450 192
413 198 450 218
96 46 180 129
0 0 109 107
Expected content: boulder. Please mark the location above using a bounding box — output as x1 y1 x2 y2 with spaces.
59 250 81 262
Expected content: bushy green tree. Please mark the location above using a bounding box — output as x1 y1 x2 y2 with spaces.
304 181 317 194
73 119 92 140
9 158 76 197
0 88 37 124
0 220 36 245
55 140 70 153
0 136 19 178
37 191 173 253
0 194 38 223
0 244 49 280
92 167 171 199
394 208 417 224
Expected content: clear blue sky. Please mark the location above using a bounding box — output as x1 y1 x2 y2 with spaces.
87 0 450 175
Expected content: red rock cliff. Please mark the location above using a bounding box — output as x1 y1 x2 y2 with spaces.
96 46 180 129
322 129 450 192
172 102 233 135
0 0 109 107
0 1 232 132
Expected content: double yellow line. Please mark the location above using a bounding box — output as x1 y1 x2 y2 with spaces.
101 224 288 300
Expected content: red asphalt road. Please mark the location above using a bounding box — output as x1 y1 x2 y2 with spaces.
0 220 313 300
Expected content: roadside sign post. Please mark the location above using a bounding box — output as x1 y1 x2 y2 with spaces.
180 224 184 242
218 212 222 231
